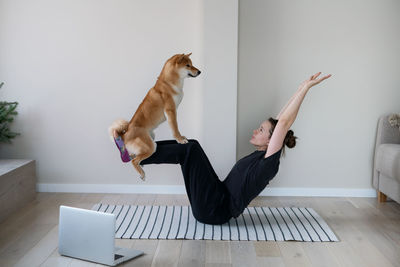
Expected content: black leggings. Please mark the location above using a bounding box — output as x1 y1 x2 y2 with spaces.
141 139 232 225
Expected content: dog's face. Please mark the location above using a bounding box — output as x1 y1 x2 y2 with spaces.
173 53 201 78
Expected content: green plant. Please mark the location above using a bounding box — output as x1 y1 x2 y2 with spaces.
0 82 20 143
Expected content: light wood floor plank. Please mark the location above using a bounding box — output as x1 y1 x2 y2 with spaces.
324 241 366 267
14 225 59 267
205 240 231 265
205 264 232 267
129 239 159 267
0 193 55 253
134 194 157 206
334 200 395 267
256 256 285 267
277 241 312 267
302 242 340 267
178 240 205 267
1 193 400 267
40 248 72 267
253 241 281 257
0 222 56 262
230 241 258 267
315 198 395 267
151 239 182 267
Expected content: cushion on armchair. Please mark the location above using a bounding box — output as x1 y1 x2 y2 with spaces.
376 144 400 182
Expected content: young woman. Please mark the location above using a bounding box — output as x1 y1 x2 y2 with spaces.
134 72 331 225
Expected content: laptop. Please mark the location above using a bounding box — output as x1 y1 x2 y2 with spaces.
58 205 143 266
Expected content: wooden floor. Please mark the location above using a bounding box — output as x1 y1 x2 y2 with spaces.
0 193 399 267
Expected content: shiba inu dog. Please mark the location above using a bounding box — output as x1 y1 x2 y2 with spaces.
109 53 201 180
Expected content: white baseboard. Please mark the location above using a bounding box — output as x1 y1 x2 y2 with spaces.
36 183 377 198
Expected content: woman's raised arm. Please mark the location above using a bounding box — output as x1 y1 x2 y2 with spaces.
265 72 331 158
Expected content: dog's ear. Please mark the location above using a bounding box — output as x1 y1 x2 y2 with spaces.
186 52 192 57
177 54 186 64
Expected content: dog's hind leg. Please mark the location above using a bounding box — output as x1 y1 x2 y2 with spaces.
127 136 156 181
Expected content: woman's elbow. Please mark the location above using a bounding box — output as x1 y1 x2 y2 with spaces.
277 117 291 127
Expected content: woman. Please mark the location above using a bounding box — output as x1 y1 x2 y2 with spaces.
138 72 331 225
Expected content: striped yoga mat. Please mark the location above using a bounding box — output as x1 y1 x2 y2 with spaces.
92 204 338 242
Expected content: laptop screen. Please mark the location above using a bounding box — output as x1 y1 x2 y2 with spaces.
58 205 116 266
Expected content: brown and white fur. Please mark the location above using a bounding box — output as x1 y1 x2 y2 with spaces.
108 53 201 180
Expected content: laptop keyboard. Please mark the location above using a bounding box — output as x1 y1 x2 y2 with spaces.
115 254 124 260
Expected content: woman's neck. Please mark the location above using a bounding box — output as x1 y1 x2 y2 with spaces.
254 145 267 151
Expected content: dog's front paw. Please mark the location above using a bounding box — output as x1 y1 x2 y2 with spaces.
176 136 188 144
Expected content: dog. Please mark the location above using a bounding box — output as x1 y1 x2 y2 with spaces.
108 53 201 180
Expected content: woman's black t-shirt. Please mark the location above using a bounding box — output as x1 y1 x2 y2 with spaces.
223 149 282 218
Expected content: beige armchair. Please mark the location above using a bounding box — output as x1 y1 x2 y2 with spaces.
373 114 400 203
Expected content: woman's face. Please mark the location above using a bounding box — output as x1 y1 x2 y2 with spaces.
249 120 272 150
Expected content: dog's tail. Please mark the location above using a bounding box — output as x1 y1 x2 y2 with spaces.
108 119 129 141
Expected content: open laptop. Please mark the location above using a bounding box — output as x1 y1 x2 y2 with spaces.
59 205 143 266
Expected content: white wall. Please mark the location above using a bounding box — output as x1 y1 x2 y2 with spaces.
0 0 238 188
238 0 400 192
2 0 398 196
202 0 238 180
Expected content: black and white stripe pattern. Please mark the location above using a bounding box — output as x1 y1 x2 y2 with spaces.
92 204 338 242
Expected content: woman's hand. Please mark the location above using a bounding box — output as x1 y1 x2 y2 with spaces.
277 72 332 119
267 72 331 158
299 72 332 90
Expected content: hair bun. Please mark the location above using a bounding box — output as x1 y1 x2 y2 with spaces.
284 130 297 149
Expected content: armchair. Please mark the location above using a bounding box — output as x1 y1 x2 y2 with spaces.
373 114 400 203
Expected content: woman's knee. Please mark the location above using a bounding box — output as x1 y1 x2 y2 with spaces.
186 139 201 150
182 141 203 163
188 139 200 145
